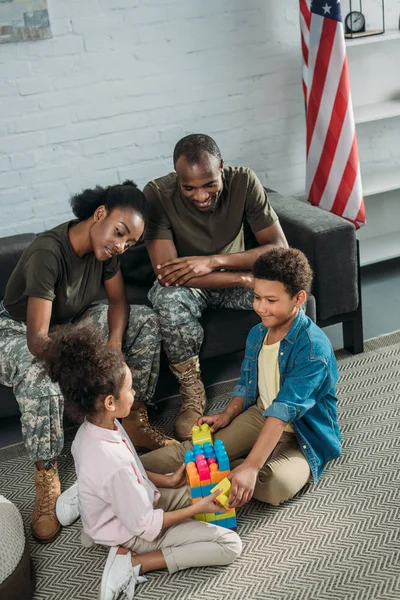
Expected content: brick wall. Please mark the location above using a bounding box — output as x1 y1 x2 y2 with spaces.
0 0 308 236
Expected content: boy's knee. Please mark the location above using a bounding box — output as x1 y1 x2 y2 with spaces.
255 469 303 506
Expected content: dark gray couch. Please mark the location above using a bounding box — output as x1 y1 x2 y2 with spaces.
0 191 363 419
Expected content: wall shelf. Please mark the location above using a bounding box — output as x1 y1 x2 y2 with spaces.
359 231 400 266
345 29 400 48
354 100 400 124
362 166 400 197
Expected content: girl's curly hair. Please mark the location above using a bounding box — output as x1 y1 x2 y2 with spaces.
70 179 148 222
40 323 126 423
253 247 313 296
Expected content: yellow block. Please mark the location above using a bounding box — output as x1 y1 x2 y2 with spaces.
192 423 213 446
211 477 231 508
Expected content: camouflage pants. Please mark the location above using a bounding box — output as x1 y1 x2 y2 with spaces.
0 302 161 463
148 281 254 364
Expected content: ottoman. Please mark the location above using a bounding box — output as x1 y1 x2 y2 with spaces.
0 496 35 600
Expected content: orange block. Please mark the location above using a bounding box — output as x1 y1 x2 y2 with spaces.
186 462 200 488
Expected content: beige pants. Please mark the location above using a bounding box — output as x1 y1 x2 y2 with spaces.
141 405 311 506
122 485 242 574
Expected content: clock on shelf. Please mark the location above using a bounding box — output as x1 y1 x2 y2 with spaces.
344 0 385 39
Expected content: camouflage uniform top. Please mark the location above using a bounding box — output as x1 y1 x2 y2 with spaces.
4 221 119 324
143 166 278 258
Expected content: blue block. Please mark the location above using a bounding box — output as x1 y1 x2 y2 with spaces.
214 440 225 450
224 517 237 529
193 444 203 455
184 451 195 464
215 449 230 471
214 518 230 529
190 486 203 499
201 483 214 496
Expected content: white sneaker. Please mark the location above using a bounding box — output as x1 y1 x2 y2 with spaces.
56 482 80 527
99 547 147 600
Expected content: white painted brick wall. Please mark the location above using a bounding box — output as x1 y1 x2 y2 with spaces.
1 0 399 237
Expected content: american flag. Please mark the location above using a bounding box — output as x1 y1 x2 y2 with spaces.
300 0 366 227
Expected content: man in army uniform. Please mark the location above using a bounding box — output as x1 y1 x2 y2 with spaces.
144 134 288 440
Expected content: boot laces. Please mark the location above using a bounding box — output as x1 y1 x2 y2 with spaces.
179 370 205 413
138 408 170 445
37 469 57 517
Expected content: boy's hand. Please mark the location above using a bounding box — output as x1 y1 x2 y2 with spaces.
197 411 232 433
195 489 226 515
159 464 186 489
226 464 258 508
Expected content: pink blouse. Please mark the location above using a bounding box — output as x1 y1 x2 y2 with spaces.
71 419 163 546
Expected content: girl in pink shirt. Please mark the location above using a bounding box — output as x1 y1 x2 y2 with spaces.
41 323 241 600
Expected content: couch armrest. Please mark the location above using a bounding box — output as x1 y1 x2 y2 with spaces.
0 233 36 299
268 192 358 322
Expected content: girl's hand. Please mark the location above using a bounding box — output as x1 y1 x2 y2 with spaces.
196 411 232 433
160 464 186 489
195 489 226 515
226 464 258 509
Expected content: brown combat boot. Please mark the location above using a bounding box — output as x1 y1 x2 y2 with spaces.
31 462 61 544
170 355 207 441
122 403 178 453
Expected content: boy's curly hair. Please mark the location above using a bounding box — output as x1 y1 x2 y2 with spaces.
40 323 126 423
253 247 313 296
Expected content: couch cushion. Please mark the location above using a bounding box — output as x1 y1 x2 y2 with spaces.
0 234 36 300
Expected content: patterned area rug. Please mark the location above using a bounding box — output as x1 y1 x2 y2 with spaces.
1 332 400 600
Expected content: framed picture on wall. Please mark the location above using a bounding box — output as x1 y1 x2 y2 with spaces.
0 0 52 44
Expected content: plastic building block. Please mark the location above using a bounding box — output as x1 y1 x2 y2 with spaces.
186 426 239 530
209 463 230 484
189 486 203 499
214 509 236 521
214 440 230 471
210 477 231 508
184 450 196 464
201 483 214 496
192 423 213 446
186 462 200 488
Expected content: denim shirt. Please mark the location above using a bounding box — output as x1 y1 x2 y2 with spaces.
232 309 341 482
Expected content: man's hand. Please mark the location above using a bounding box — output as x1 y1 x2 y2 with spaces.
156 464 186 489
197 411 233 433
226 464 258 509
157 256 216 287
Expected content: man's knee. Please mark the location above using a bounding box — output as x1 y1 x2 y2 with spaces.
149 282 198 316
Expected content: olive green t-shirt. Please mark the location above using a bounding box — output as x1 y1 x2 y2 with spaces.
143 166 278 256
4 221 120 324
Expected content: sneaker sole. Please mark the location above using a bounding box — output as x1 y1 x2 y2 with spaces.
99 546 119 600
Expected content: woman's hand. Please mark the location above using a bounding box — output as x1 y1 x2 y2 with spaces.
226 464 258 509
196 411 233 433
157 464 186 489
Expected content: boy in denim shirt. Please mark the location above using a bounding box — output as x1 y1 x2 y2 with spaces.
141 248 341 508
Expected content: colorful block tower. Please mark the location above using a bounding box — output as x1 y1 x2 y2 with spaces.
184 424 237 530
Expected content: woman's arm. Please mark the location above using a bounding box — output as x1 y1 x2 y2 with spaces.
103 270 129 351
26 297 53 357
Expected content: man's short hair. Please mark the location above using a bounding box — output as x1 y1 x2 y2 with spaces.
173 134 221 168
253 248 313 296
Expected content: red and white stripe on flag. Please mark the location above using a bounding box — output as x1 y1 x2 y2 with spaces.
299 0 366 228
